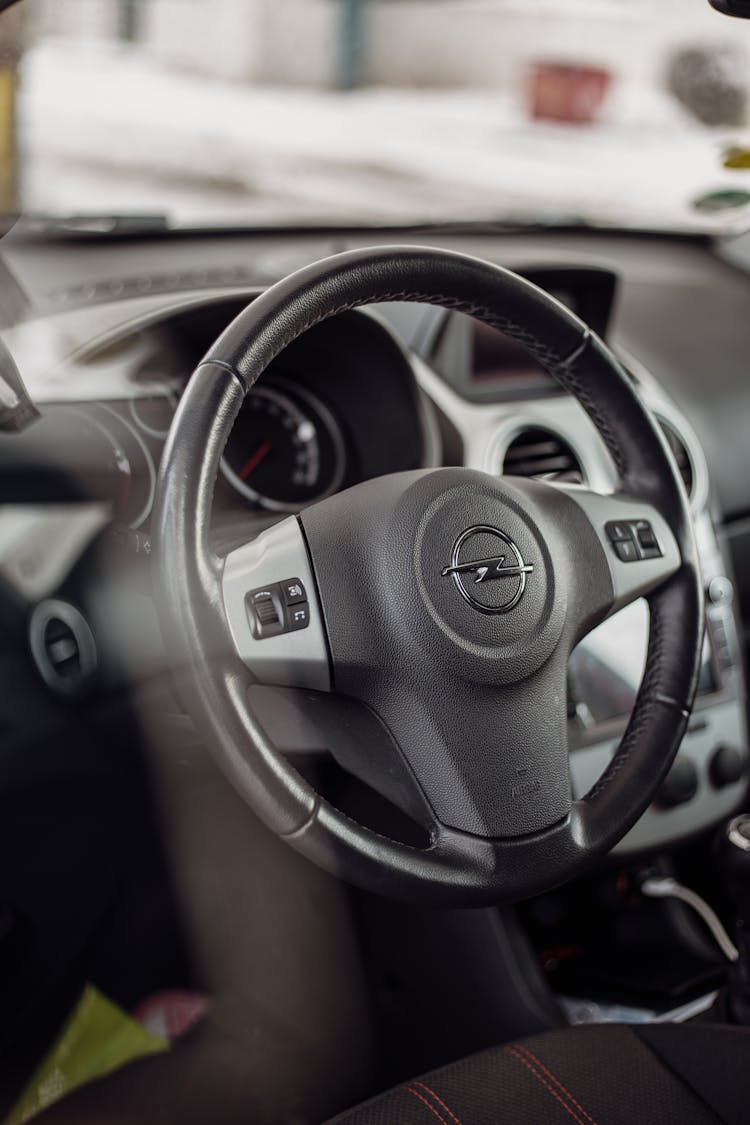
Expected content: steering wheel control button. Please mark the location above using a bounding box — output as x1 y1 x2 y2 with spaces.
613 539 638 563
634 520 657 547
247 580 312 637
633 519 662 559
606 519 662 561
441 525 533 614
281 578 306 605
287 602 311 631
247 586 285 638
255 597 280 627
606 521 632 542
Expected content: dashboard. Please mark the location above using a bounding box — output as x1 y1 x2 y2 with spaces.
0 225 748 859
0 297 436 528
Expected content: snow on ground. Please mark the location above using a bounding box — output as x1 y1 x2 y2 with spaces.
16 39 750 231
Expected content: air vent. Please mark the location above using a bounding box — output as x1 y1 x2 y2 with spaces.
503 426 584 484
29 600 97 697
657 418 694 499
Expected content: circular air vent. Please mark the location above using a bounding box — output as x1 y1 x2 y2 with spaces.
29 600 97 697
657 418 695 499
502 426 584 484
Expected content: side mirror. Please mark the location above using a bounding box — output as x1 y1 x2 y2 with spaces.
709 0 750 17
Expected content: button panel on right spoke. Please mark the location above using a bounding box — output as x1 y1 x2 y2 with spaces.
605 519 663 562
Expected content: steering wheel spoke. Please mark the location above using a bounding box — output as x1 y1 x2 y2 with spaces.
364 656 573 841
551 484 683 630
221 516 331 692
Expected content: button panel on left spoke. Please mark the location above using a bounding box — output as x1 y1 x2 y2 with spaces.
248 578 310 639
222 517 330 691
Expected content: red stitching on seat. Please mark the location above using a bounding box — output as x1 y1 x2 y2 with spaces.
412 1080 464 1125
504 1047 587 1125
405 1085 450 1125
515 1045 598 1125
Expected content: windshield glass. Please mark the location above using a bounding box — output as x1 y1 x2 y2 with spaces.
5 0 750 231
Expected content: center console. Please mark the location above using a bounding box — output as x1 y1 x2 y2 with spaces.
568 523 748 853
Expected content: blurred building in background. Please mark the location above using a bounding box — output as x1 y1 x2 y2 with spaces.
12 0 750 230
25 0 739 93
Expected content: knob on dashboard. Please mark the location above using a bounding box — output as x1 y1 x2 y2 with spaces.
716 815 750 1025
707 576 734 606
656 758 699 808
716 815 750 924
710 745 746 789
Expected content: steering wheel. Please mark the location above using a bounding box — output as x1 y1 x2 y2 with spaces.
152 246 703 906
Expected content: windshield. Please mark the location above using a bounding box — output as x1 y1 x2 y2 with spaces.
5 0 750 232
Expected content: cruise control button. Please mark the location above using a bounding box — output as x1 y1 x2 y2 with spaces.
287 602 310 631
281 578 306 605
606 521 632 543
633 520 662 558
614 539 638 563
634 521 657 548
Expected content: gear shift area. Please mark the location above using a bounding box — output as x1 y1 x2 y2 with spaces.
715 814 750 1024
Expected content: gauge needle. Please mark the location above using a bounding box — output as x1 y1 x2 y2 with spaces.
238 441 272 480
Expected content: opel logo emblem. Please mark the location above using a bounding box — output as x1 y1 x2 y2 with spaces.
441 526 533 614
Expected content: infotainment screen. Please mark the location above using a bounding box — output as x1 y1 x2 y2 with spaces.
568 599 716 726
472 318 557 388
467 273 617 396
428 268 618 403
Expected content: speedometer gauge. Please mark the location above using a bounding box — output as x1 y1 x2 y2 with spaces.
221 381 345 511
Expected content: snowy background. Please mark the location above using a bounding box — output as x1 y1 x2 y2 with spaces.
11 0 750 231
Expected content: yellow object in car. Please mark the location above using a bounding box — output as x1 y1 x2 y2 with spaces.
723 145 750 169
3 985 168 1124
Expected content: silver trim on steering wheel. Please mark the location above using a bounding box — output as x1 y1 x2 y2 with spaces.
221 516 331 692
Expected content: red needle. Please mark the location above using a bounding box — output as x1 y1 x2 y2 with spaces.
238 440 272 480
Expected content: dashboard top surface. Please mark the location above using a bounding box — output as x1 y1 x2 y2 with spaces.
2 224 748 525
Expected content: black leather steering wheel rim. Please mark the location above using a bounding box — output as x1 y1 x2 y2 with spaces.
152 246 704 906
